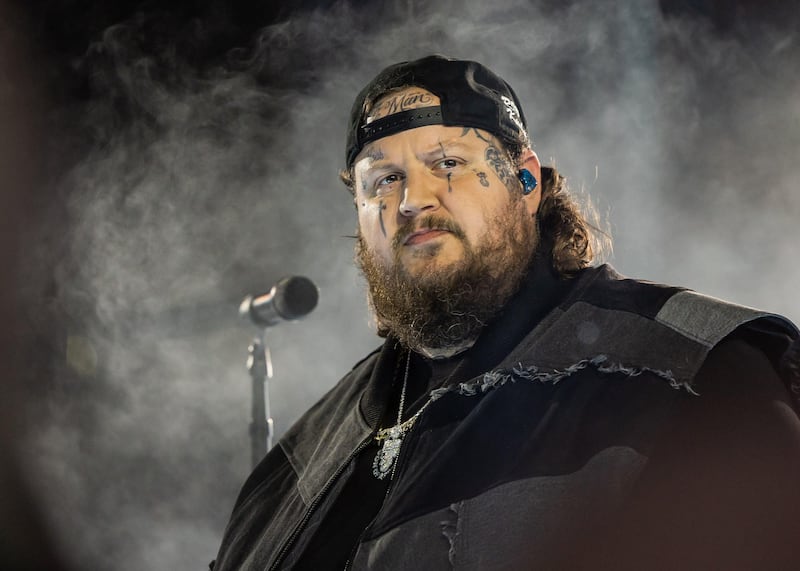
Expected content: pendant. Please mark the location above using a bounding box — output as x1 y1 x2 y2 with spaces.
373 426 403 479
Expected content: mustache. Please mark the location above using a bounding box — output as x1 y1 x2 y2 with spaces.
391 215 467 250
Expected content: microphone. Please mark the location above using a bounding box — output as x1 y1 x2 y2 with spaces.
239 276 319 328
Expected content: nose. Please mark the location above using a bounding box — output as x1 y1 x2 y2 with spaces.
398 169 441 218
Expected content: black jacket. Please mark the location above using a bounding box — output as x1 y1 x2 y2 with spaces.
213 265 800 570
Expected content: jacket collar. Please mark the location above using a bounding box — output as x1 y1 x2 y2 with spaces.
359 253 576 429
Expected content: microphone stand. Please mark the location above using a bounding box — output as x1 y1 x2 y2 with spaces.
247 331 273 469
240 276 318 469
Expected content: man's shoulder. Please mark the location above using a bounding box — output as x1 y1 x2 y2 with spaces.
279 345 383 438
509 264 799 393
564 264 686 319
348 345 383 375
286 345 382 429
571 264 799 344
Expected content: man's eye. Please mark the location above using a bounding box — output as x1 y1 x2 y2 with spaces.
435 158 461 170
377 173 402 187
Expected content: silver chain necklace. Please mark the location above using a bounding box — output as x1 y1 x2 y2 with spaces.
372 351 434 480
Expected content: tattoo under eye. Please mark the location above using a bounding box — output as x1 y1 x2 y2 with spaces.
379 200 387 237
485 145 516 192
477 171 489 187
447 172 452 193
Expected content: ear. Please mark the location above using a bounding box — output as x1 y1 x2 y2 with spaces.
517 147 542 216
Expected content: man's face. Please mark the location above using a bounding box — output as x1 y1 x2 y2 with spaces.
351 87 543 355
353 88 541 282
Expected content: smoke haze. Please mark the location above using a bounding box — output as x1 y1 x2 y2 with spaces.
11 1 800 569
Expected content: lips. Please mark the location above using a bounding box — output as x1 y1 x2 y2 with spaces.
393 216 465 250
404 228 450 246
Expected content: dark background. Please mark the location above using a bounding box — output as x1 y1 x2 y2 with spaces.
3 0 799 569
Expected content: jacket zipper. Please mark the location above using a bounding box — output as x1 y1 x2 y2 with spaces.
342 406 428 570
268 435 375 571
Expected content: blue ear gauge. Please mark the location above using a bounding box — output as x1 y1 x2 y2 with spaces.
518 169 538 195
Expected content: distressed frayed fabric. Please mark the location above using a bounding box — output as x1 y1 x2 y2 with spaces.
357 447 647 570
428 355 696 403
439 503 460 567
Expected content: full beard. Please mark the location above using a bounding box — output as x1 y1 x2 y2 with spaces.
356 202 538 358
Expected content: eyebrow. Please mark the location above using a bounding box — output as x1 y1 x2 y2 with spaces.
358 151 400 178
358 138 478 175
418 140 475 161
363 144 385 162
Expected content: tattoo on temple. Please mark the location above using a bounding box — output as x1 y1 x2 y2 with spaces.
360 147 385 197
476 171 490 187
367 147 385 161
485 145 516 192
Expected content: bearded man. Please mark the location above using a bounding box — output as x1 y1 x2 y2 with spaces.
212 56 800 570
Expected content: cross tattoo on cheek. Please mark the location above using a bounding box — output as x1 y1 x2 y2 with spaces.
447 172 453 193
379 200 387 237
477 172 489 187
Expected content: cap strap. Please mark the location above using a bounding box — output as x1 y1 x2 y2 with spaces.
358 106 443 149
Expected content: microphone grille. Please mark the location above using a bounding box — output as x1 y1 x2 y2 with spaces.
274 276 319 320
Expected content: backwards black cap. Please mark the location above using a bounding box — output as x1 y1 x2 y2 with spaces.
345 55 530 167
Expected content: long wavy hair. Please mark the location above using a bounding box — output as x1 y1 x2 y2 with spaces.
533 163 597 276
